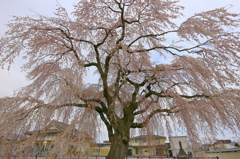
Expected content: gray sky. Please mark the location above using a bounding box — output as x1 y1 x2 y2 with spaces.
1 0 240 97
0 0 79 97
0 0 240 140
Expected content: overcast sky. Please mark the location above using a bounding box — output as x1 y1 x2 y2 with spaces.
0 0 240 140
1 0 239 97
0 0 79 97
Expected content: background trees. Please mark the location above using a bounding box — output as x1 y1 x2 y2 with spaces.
0 0 240 159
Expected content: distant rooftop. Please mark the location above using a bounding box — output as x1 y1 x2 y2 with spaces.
207 148 240 153
131 135 166 139
25 120 88 137
214 140 232 144
169 136 187 138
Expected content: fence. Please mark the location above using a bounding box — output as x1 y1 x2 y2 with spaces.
1 157 177 159
0 156 220 159
2 157 217 159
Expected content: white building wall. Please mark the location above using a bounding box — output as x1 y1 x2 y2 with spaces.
169 136 191 157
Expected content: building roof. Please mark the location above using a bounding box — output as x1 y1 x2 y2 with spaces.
131 135 166 139
25 120 68 135
25 120 89 138
96 142 111 146
214 140 231 144
169 136 187 138
130 144 167 148
207 148 240 153
51 120 69 130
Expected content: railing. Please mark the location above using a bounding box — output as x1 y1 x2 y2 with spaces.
0 155 220 159
0 155 213 159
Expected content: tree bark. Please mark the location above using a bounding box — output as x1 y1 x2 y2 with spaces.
106 134 129 159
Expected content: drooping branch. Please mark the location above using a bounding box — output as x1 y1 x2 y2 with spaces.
31 27 95 46
133 99 156 116
165 82 189 93
95 28 111 47
146 89 211 99
127 30 178 48
102 1 121 13
179 93 211 99
128 39 211 55
134 93 160 114
14 102 94 121
122 65 185 75
131 106 180 128
1 96 105 122
30 26 95 67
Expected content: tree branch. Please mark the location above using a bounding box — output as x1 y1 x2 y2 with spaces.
128 39 211 56
146 89 211 99
131 106 179 128
128 30 178 48
133 99 157 115
116 1 126 44
14 101 103 121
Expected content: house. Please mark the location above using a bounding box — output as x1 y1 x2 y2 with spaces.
25 120 93 157
205 148 240 159
91 141 111 156
89 135 168 157
195 148 240 159
195 139 240 159
12 121 167 157
201 139 238 151
129 135 167 157
214 140 237 149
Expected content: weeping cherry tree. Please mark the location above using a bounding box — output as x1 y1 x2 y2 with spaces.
0 0 240 159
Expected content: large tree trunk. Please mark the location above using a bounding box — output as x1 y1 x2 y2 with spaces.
106 133 129 159
105 104 134 159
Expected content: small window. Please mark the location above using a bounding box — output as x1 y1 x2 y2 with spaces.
93 149 100 152
136 149 143 154
47 141 52 145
